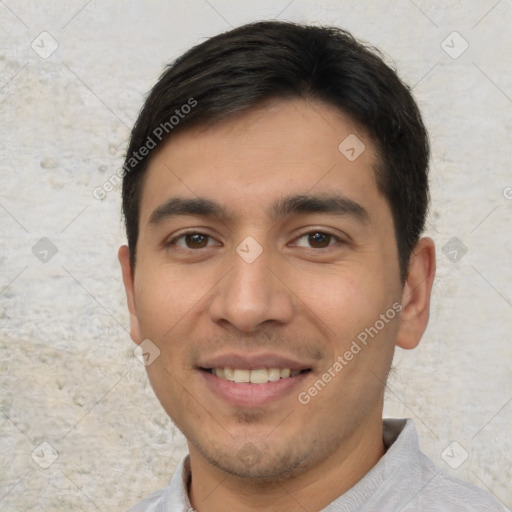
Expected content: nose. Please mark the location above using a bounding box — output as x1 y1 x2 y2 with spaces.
208 246 295 333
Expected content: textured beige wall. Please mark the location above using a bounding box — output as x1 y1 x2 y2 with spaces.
1 1 511 510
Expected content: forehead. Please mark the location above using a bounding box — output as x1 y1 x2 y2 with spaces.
139 98 387 225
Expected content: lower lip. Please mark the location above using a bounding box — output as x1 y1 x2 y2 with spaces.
200 370 309 407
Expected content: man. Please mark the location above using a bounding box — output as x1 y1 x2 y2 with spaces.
119 21 504 511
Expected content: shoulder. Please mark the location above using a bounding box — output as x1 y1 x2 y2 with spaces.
125 487 166 512
124 456 192 512
405 454 507 511
376 419 506 512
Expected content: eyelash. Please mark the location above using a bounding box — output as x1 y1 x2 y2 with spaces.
166 230 343 250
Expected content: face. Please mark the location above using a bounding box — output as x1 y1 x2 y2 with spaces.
119 98 432 482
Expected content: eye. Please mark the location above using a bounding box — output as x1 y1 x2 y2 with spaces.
169 232 219 249
293 231 340 249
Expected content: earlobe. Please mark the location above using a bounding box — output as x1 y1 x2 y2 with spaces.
118 245 142 345
396 237 436 350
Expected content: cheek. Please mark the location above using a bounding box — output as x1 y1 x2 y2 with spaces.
293 265 391 338
133 265 207 339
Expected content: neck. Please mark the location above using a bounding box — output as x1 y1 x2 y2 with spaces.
188 416 385 512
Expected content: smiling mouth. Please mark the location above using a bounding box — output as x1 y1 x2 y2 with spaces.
201 367 311 384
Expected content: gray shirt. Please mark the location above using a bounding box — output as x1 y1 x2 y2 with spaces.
127 418 506 511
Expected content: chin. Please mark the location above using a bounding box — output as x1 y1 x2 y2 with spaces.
196 437 312 482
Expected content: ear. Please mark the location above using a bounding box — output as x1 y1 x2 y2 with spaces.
118 245 142 345
396 237 436 350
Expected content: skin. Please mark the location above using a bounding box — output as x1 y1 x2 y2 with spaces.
119 98 435 512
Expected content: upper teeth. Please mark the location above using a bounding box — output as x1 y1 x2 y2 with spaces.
212 368 300 384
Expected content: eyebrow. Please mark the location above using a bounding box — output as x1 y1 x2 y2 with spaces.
270 194 369 222
148 193 369 226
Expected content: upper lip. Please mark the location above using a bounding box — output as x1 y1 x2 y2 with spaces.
198 352 313 371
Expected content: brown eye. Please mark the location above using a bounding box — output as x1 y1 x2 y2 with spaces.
166 231 221 251
184 233 210 248
293 231 340 250
307 232 332 248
